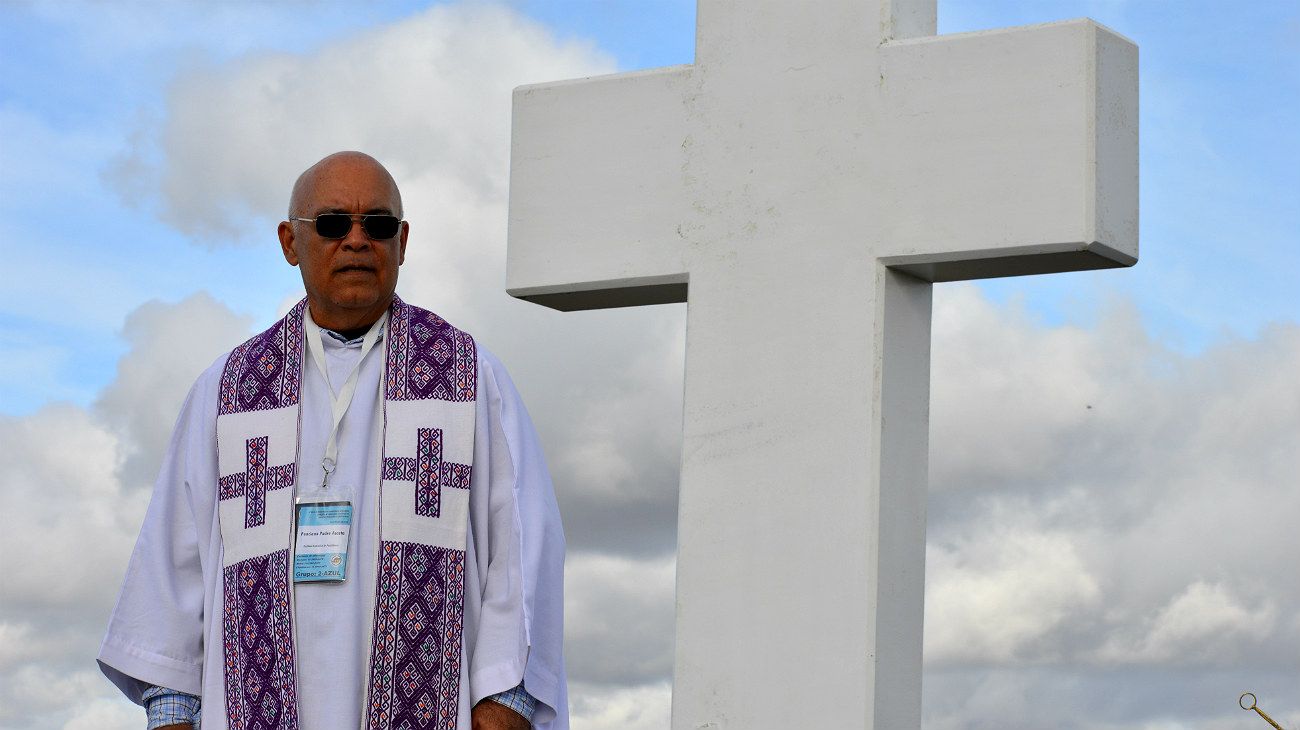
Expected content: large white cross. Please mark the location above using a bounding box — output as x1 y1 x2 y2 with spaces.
506 1 1137 727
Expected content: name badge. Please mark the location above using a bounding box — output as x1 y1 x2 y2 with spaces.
293 501 352 583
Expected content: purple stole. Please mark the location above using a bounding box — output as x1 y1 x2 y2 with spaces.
215 296 477 730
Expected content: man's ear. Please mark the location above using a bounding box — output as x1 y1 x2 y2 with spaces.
278 220 300 266
398 220 409 265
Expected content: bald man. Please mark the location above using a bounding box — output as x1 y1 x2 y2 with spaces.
99 152 568 730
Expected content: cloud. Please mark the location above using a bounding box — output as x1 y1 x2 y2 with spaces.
1096 581 1276 666
6 666 135 730
0 294 250 730
94 292 252 492
514 306 686 560
920 666 1263 730
568 681 672 730
107 2 615 244
564 553 676 686
110 0 686 561
11 280 1300 729
923 284 1300 724
11 2 1300 728
926 520 1101 665
1 404 136 614
59 696 137 730
3 6 676 728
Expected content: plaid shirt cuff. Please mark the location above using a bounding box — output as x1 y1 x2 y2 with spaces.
487 682 537 722
141 683 529 727
142 685 201 729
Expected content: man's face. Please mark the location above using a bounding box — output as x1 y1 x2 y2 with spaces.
278 156 409 329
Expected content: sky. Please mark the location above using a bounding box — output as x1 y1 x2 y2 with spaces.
0 0 1298 728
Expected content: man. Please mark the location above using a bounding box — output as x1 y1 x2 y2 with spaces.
98 152 567 730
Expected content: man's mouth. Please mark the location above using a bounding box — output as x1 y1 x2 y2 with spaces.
335 265 376 274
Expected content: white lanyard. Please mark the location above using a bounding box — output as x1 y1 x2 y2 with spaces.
303 311 387 489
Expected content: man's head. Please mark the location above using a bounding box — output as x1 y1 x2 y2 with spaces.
278 151 409 331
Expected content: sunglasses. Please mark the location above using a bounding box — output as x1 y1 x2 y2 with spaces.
290 213 404 240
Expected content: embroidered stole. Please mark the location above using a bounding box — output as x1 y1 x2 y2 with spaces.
215 296 477 730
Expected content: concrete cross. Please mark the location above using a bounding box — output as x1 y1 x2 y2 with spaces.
506 1 1137 727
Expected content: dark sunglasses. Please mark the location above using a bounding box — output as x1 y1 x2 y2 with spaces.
290 213 404 240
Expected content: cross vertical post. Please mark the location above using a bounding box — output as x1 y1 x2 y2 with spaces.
506 0 1137 727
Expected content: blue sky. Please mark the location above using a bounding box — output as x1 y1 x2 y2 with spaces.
947 0 1299 352
2 2 1299 729
2 0 1297 415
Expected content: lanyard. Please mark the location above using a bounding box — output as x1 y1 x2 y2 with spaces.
302 311 387 489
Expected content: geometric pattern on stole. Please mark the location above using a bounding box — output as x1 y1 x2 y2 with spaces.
366 298 477 730
216 299 306 730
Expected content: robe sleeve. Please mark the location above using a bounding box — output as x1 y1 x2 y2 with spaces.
97 357 224 703
468 347 568 728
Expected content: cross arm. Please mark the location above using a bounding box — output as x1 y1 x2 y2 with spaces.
507 66 697 311
875 19 1138 282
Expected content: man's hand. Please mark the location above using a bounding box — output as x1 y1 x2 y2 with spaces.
472 698 531 730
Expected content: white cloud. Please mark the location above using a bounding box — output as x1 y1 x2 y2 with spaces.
3 6 671 728
1097 581 1277 666
101 0 690 567
0 663 136 730
929 285 1159 494
565 554 677 685
923 283 1300 724
921 667 1263 730
60 696 138 730
108 3 615 244
926 521 1101 665
0 294 249 730
9 1 1300 728
568 681 672 730
94 292 252 492
10 269 1300 728
0 404 136 612
8 667 115 718
0 622 36 672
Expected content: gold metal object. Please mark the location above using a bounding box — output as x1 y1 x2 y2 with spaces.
1241 692 1286 730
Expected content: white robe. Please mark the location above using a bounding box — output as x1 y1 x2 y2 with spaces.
98 326 568 729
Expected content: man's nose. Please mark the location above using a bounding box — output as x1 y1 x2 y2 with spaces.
339 219 372 250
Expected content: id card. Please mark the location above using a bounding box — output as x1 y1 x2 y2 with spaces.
293 500 352 583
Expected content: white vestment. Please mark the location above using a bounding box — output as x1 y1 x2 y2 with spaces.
98 321 568 729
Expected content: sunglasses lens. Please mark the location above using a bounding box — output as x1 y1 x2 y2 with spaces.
314 214 352 239
362 215 401 240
